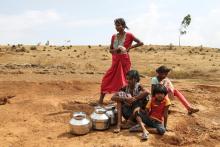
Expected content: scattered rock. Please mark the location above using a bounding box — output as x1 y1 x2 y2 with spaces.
86 71 94 74
15 47 26 52
0 95 16 105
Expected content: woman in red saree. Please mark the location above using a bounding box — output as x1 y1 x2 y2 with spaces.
99 18 144 104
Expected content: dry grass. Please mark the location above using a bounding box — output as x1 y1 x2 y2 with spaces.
0 44 219 78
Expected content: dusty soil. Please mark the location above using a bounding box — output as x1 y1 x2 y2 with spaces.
0 44 219 147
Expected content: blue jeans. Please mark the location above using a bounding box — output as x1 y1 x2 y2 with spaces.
139 111 166 135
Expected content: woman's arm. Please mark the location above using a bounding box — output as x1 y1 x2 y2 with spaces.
109 44 120 54
109 35 117 54
109 42 118 54
127 37 144 52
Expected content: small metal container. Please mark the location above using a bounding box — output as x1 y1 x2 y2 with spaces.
69 112 91 135
90 108 110 130
105 105 117 125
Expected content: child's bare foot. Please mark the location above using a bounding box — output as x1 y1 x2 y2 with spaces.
188 107 199 115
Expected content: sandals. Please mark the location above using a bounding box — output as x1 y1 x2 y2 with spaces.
188 108 199 115
141 132 149 140
129 124 149 140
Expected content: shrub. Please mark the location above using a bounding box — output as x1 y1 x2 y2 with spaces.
30 46 37 50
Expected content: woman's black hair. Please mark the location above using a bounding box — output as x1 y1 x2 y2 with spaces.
126 70 140 82
156 65 171 73
114 18 129 29
152 84 168 96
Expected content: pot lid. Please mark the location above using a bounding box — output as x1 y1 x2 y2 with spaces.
105 105 115 110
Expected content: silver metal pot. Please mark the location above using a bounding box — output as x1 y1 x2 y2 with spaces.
69 112 91 135
90 107 110 130
105 105 117 125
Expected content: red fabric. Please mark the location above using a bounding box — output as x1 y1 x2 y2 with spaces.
101 32 134 93
149 96 170 122
123 32 135 49
101 54 131 93
173 89 191 110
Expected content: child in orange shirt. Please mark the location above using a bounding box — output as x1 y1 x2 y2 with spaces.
132 84 171 140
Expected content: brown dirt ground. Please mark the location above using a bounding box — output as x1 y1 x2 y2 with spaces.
0 45 219 147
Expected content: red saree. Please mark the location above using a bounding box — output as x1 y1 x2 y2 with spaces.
101 32 135 93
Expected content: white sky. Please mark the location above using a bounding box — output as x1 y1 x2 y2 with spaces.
0 0 220 48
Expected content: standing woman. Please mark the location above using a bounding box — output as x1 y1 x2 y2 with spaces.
99 18 144 104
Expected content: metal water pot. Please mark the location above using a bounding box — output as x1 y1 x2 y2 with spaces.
90 107 110 130
69 112 91 135
105 105 117 125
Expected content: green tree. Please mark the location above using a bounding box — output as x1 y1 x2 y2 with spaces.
179 14 191 46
